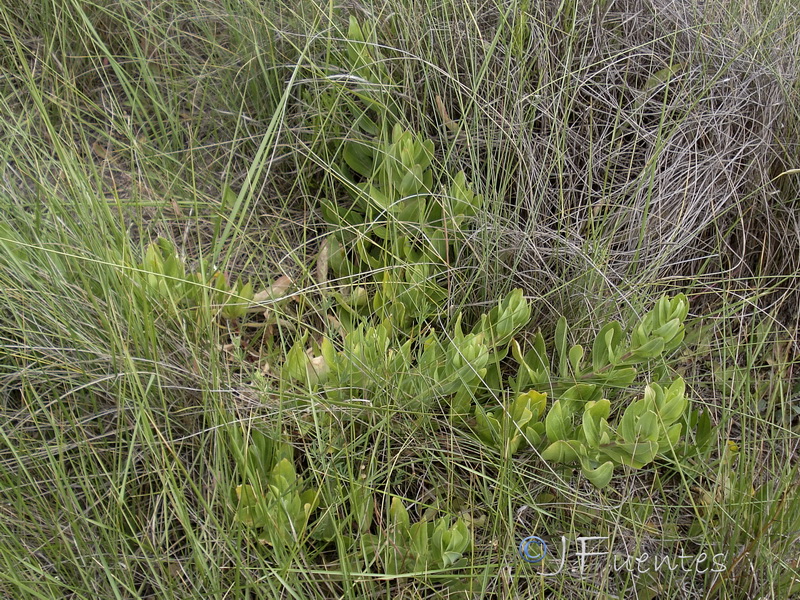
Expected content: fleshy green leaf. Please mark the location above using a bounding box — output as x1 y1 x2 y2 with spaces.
390 497 410 532
545 399 572 442
593 321 624 370
582 399 611 448
580 459 615 488
541 439 583 463
235 484 268 528
568 344 584 375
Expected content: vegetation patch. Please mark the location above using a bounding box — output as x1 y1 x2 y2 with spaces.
1 1 799 599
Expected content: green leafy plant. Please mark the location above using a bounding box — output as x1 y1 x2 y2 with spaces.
139 238 255 319
510 294 690 397
540 379 690 488
232 430 319 547
281 272 707 488
283 289 529 413
474 389 547 456
361 497 471 576
305 16 399 143
286 67 710 488
471 293 710 487
324 123 483 284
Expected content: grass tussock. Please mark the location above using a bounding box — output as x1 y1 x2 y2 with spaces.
1 0 799 598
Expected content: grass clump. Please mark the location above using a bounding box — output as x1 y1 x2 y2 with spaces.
1 1 799 599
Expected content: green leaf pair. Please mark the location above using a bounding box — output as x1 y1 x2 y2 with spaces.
370 264 448 327
472 289 532 349
142 238 187 299
370 497 471 575
539 378 690 487
283 333 332 387
474 390 547 456
140 238 256 319
234 437 319 547
628 295 689 359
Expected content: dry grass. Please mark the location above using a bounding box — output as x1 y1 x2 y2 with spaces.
1 0 799 598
